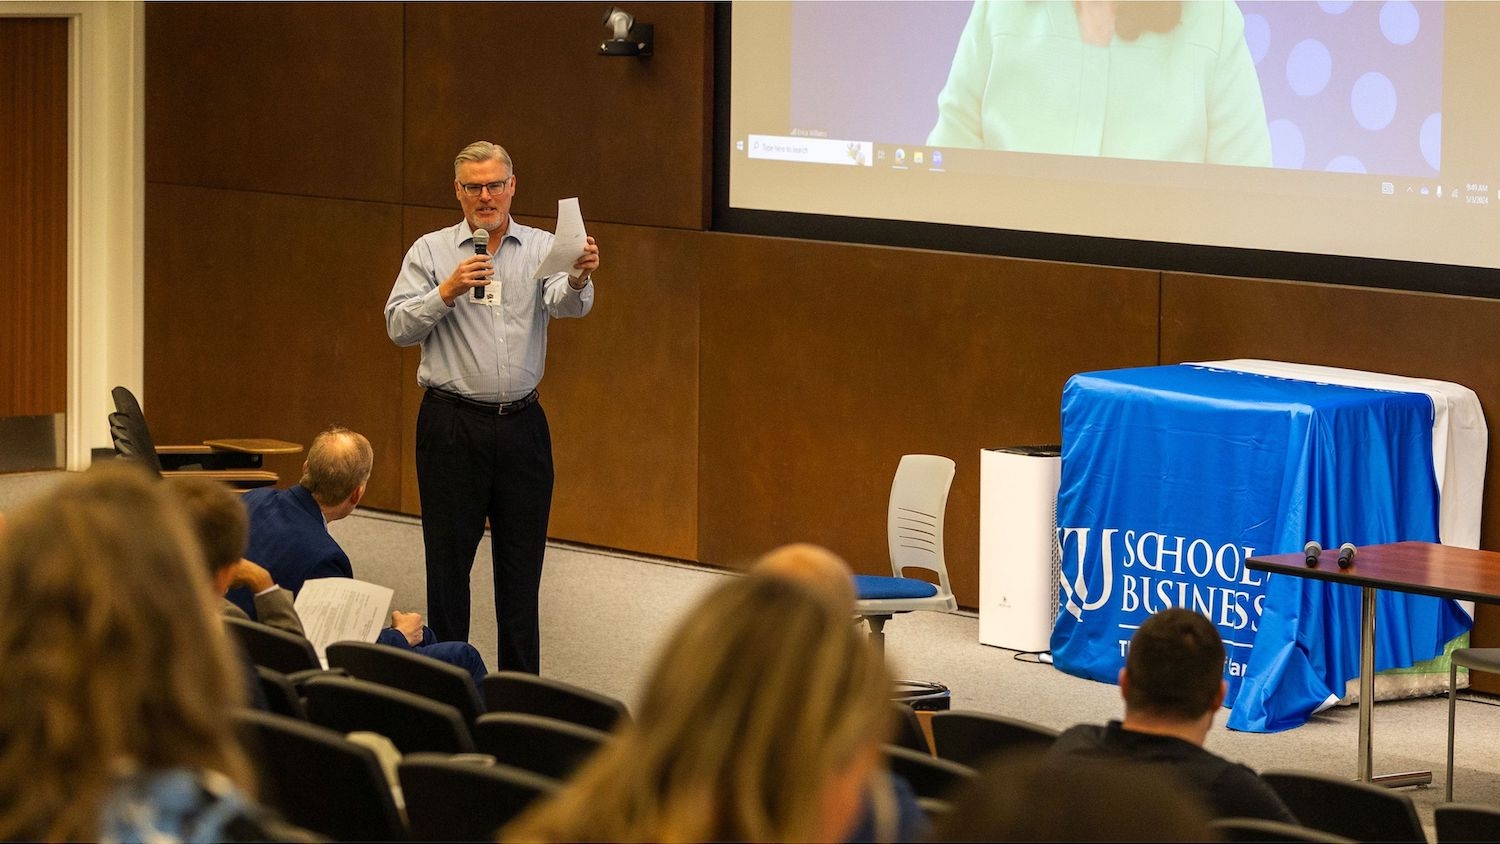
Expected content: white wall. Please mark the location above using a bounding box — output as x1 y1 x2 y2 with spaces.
4 1 144 469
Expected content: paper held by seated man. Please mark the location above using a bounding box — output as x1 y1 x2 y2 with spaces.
294 577 394 666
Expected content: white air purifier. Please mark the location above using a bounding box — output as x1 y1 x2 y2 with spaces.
979 446 1061 652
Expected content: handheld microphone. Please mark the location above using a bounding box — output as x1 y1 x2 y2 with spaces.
1337 542 1358 569
1303 540 1322 567
472 228 490 300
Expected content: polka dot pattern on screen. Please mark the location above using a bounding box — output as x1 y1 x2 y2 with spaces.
1286 39 1332 97
1246 0 1441 176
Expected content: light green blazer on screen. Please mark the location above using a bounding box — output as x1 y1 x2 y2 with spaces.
928 0 1272 166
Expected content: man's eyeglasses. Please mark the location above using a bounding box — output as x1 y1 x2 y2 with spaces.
460 178 511 197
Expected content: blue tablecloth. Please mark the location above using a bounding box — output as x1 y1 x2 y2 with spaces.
1049 364 1471 732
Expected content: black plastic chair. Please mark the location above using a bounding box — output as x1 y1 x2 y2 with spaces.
891 701 931 754
884 744 975 801
224 616 321 676
473 712 611 780
108 385 280 487
327 639 484 723
399 753 560 842
481 671 629 732
928 709 1059 767
1435 803 1500 843
1211 817 1356 843
254 666 306 720
1261 770 1425 843
233 709 406 842
302 674 476 754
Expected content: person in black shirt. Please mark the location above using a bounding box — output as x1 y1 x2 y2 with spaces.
1045 607 1297 824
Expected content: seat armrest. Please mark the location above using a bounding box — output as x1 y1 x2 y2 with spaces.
286 667 350 689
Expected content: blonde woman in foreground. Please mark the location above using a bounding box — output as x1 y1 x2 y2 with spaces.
501 573 893 843
0 463 281 841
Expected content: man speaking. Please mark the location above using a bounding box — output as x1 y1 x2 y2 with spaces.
385 140 600 674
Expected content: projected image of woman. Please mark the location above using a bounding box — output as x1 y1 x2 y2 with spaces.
927 1 1271 166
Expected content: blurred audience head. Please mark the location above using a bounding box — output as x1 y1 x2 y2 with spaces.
0 462 250 840
300 425 372 511
928 753 1214 842
1122 607 1226 723
752 542 856 610
170 475 249 578
502 573 892 842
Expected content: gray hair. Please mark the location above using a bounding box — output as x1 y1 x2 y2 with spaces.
454 141 514 179
300 426 373 506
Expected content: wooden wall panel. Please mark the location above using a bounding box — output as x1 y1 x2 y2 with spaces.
698 236 1160 605
144 184 407 510
395 207 700 560
143 1 1500 633
145 3 404 202
402 2 711 230
394 208 446 517
0 18 67 418
541 220 700 560
1161 274 1500 550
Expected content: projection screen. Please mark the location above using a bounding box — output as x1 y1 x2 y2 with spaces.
719 1 1500 296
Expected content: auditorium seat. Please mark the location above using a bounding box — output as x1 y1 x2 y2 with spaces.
929 709 1058 767
481 671 630 732
233 709 406 841
1211 817 1355 843
327 639 484 723
1260 770 1424 843
1435 803 1500 843
884 744 975 801
399 753 559 842
472 712 611 781
891 700 932 754
254 666 306 720
224 616 322 676
303 674 476 754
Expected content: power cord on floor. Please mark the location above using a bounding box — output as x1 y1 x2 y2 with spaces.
1011 650 1053 665
1454 693 1500 708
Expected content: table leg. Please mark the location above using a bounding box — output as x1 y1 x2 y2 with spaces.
1358 585 1433 788
1358 587 1375 781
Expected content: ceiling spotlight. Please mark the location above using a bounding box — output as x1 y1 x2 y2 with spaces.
600 5 653 57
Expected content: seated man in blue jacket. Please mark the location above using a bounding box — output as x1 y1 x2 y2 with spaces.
228 425 486 685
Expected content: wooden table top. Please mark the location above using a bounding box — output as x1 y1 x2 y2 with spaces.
203 438 304 455
1247 541 1500 605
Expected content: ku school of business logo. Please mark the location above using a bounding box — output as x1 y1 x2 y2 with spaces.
1057 526 1270 667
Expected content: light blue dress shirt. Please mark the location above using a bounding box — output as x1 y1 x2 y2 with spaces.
385 218 593 402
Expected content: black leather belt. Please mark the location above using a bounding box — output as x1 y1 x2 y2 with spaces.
426 387 538 415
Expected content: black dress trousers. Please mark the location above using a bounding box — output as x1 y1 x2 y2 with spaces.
414 389 553 674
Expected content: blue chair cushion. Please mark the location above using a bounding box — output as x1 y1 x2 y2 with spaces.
854 575 939 601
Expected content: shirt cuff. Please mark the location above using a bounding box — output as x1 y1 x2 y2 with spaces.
426 283 456 313
254 584 281 598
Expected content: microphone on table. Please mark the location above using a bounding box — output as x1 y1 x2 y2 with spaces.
472 228 490 300
1303 540 1322 567
1338 542 1358 569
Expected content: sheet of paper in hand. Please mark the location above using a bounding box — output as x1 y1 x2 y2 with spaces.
293 577 395 666
533 197 588 279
